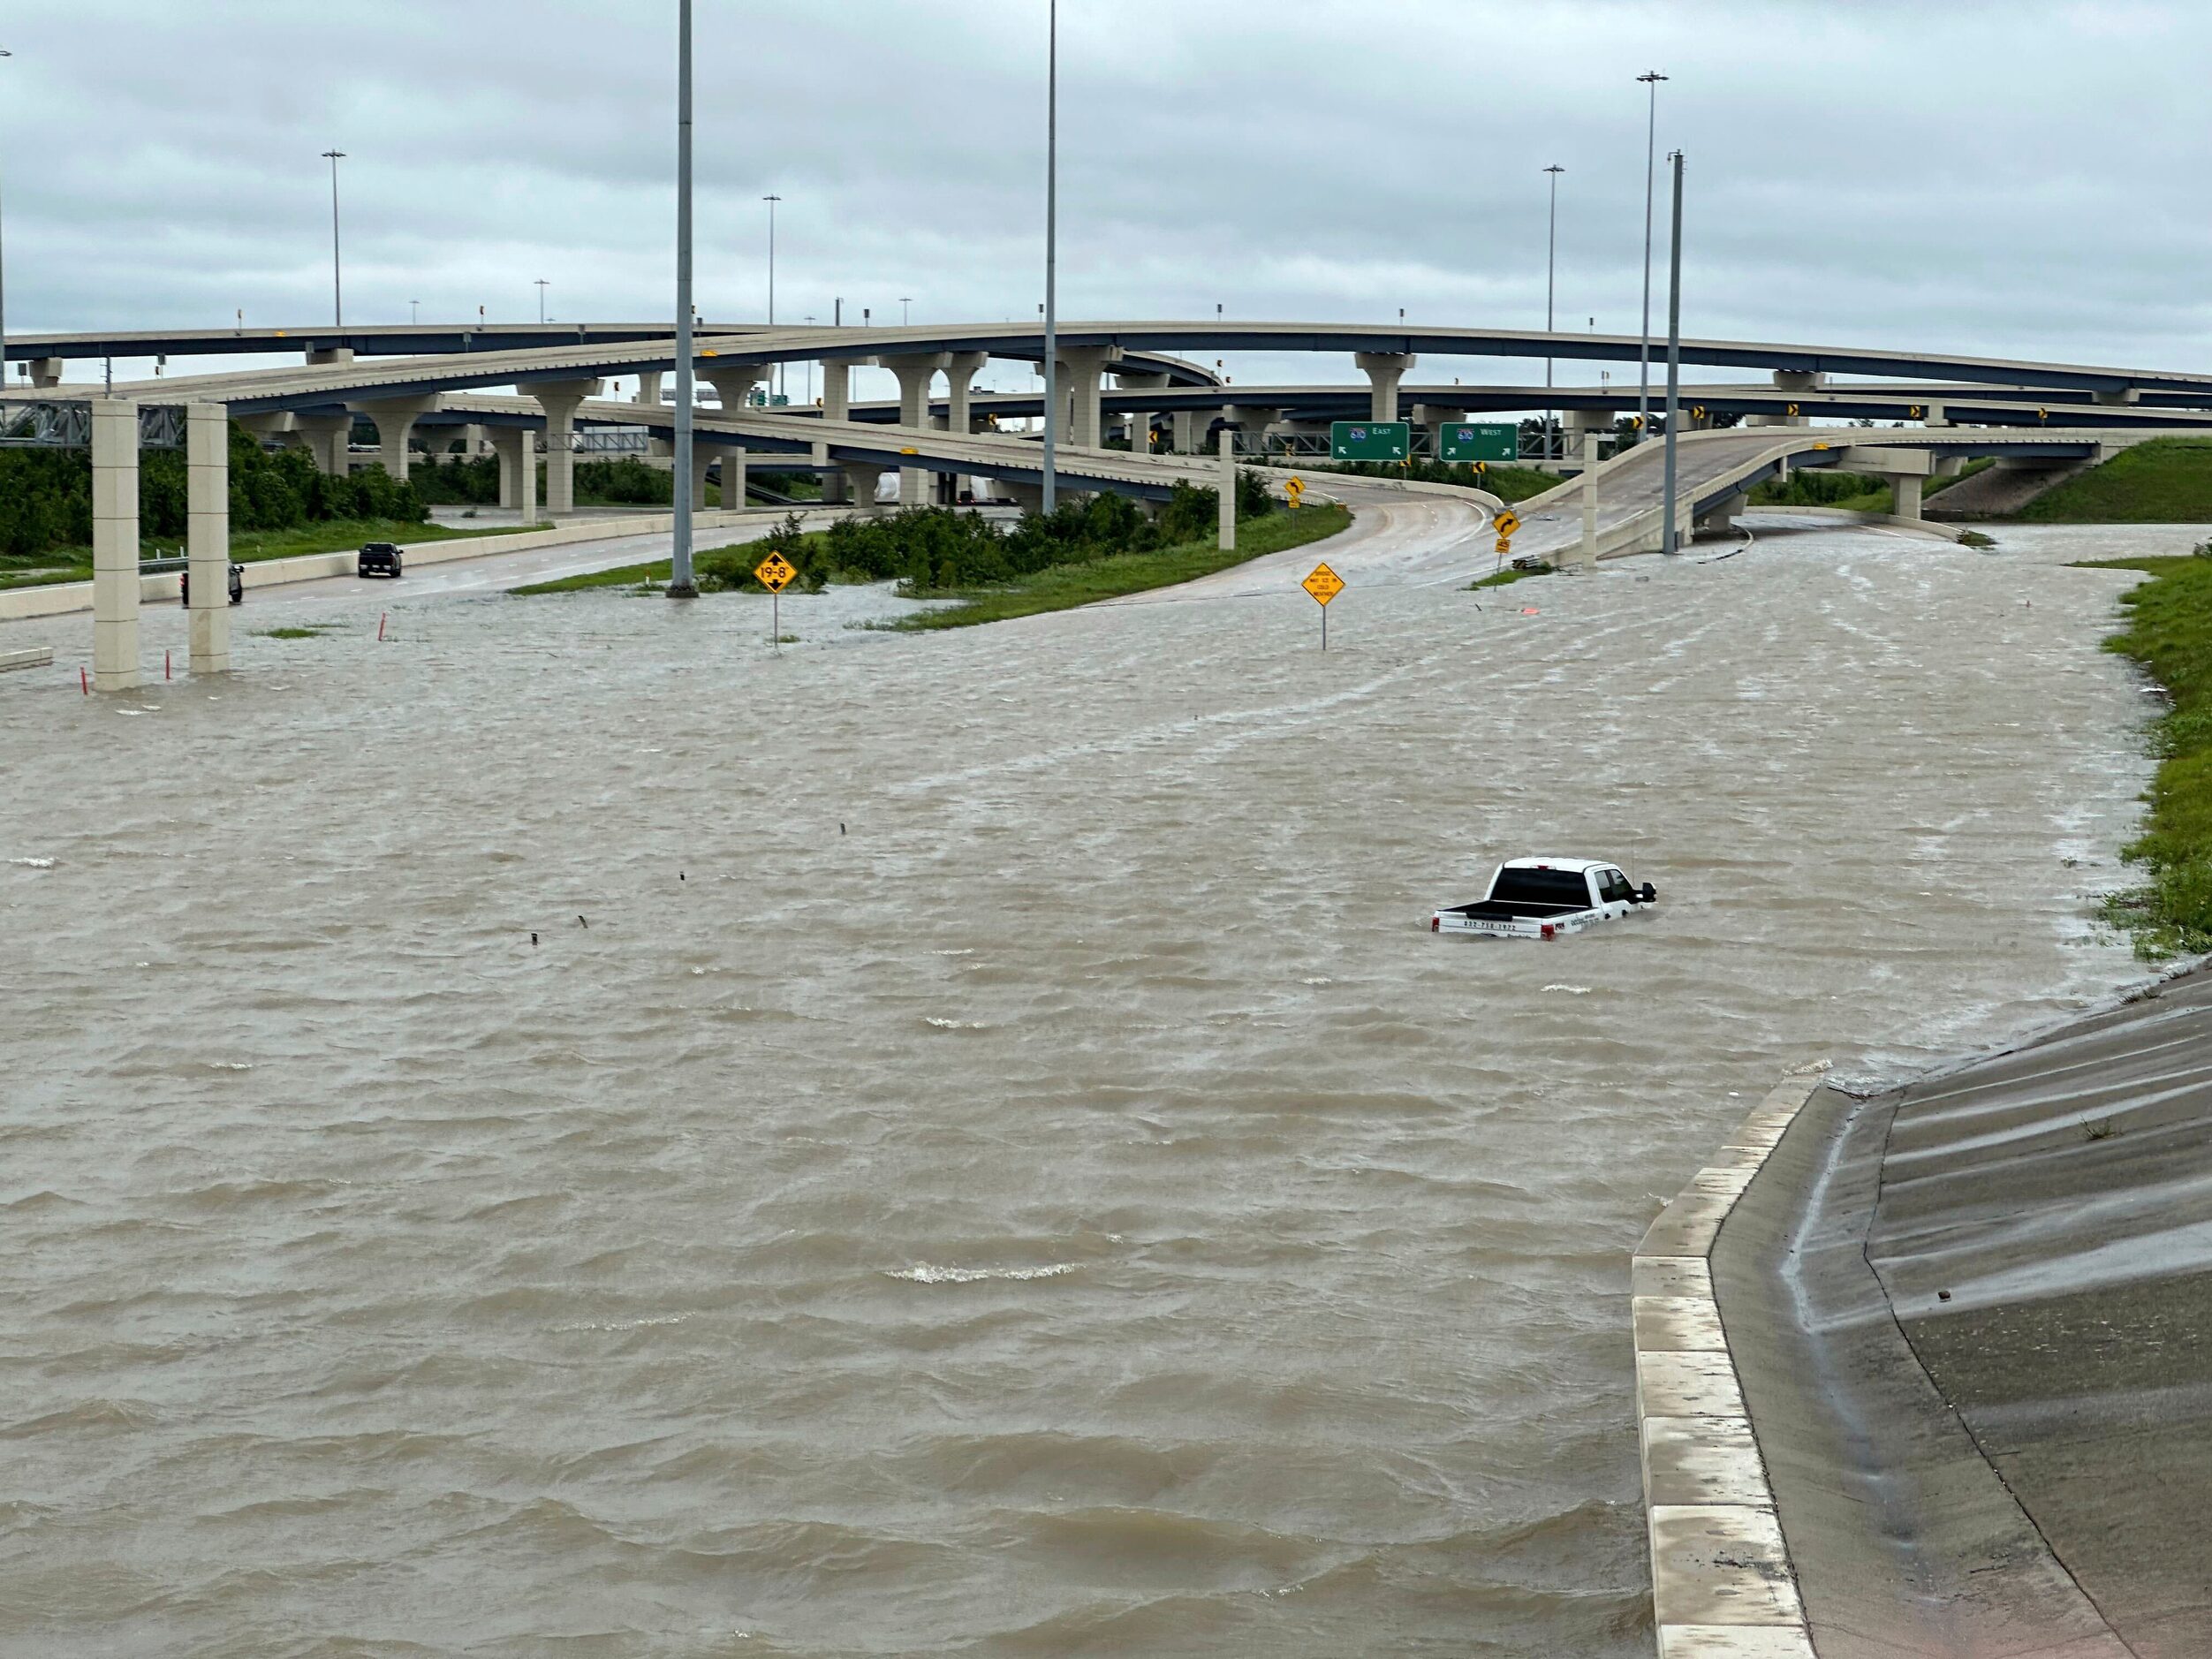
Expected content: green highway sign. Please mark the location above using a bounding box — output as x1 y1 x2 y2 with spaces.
1329 420 1410 462
1436 422 1517 463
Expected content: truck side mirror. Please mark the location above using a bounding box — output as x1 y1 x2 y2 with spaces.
1638 883 1658 904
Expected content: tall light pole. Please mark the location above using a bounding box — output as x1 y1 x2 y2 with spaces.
0 49 12 394
762 193 781 399
1041 0 1059 513
669 0 697 598
534 279 549 324
410 299 420 325
1636 71 1668 444
1543 163 1563 463
900 297 913 326
804 315 815 404
322 148 346 329
1661 149 1685 557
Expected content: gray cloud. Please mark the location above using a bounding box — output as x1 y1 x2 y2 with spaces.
4 0 2206 399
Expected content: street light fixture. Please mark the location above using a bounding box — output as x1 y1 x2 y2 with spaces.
1636 71 1668 444
534 279 549 324
410 299 420 325
1543 163 1563 462
900 297 912 327
322 148 347 329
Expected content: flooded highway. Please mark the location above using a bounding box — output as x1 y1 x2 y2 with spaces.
0 509 2163 1655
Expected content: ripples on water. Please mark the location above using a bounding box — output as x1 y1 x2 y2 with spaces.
0 520 2157 1655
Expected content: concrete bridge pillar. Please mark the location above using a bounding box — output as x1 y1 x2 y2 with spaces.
704 364 769 413
489 427 539 521
634 369 664 406
288 413 352 476
721 445 746 510
1411 404 1465 459
1223 406 1282 456
818 358 860 503
1217 427 1237 551
843 461 888 512
687 443 717 511
1748 369 1823 428
352 395 439 481
1562 407 1616 450
307 346 354 367
1004 481 1045 515
1117 370 1171 454
1892 474 1922 519
530 378 601 517
186 404 231 676
1171 409 1200 453
944 352 989 437
90 398 140 693
885 354 948 505
1055 345 1123 449
1354 352 1417 423
27 357 64 390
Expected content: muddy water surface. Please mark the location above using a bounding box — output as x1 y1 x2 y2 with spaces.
0 514 2161 1655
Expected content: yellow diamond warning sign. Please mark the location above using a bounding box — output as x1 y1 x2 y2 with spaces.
754 552 797 592
1303 562 1345 606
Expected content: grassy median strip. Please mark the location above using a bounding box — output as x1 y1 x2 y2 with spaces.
507 532 830 595
895 503 1352 630
2079 550 2212 954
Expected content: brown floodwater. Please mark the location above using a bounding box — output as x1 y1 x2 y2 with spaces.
0 507 2163 1655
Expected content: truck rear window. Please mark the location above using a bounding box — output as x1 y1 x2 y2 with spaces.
1491 867 1591 906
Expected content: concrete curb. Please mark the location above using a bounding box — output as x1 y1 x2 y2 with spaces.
0 506 786 624
1633 1064 1828 1658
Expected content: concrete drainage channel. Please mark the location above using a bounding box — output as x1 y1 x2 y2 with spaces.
1632 1064 1828 1658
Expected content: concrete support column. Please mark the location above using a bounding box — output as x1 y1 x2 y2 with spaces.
704 365 768 413
1892 474 1922 519
843 461 888 512
28 357 64 390
307 347 354 367
490 427 538 521
1171 410 1199 454
291 413 352 476
1117 370 1170 454
943 352 989 437
885 354 947 505
186 404 231 675
1354 352 1417 423
688 443 716 511
1563 407 1616 450
90 398 140 693
1411 404 1465 460
354 396 438 481
530 378 601 518
1578 430 1599 570
1217 426 1236 552
722 446 746 510
635 369 664 406
1005 481 1045 515
818 358 859 504
1055 346 1122 450
1223 406 1283 458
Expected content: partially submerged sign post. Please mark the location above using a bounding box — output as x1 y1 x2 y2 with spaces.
754 549 796 651
1303 560 1344 650
1492 508 1520 574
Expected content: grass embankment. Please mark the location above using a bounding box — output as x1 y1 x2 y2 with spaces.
507 532 830 595
2079 551 2212 954
2018 439 2212 523
899 503 1351 630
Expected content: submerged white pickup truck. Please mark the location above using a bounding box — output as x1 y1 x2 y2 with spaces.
1431 859 1658 940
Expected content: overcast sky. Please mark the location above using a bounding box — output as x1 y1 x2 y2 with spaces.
4 1 2207 398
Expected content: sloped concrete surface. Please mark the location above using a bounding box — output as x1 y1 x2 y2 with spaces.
1716 967 2212 1655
